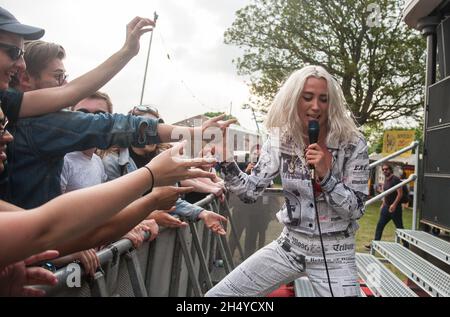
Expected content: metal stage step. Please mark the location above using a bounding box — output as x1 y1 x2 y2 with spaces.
356 253 417 297
294 276 367 297
396 229 450 265
372 241 450 297
294 277 316 297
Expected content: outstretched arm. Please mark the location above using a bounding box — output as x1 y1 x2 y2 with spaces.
55 186 192 256
220 136 280 204
0 142 216 266
0 250 59 297
157 114 237 145
19 17 155 117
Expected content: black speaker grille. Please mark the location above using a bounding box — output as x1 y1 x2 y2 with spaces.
422 176 450 230
428 77 450 127
424 127 450 174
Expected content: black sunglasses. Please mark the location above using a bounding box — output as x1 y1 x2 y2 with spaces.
76 108 106 115
0 42 24 61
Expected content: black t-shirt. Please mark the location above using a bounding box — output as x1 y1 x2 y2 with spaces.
383 175 401 205
129 147 156 169
0 89 23 197
0 89 23 124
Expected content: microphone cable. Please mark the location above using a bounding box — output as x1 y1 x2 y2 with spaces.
307 120 334 296
310 174 334 297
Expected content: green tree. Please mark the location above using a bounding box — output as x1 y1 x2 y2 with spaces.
225 0 426 125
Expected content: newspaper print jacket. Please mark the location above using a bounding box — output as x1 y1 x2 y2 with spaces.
221 134 369 236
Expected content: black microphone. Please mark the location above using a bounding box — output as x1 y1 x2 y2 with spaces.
308 120 320 179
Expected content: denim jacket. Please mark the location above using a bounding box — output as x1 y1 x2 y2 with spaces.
5 111 160 209
221 134 369 236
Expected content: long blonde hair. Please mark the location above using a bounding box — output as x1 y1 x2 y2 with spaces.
265 65 360 147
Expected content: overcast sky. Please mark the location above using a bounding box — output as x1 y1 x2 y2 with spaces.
3 0 259 129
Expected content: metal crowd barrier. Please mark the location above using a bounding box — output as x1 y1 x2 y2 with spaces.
40 194 240 297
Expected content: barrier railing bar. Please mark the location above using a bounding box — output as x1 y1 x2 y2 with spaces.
366 140 420 230
208 224 218 275
169 230 182 296
144 241 157 293
215 232 231 274
209 202 233 273
189 222 214 289
369 141 419 169
200 220 212 292
365 175 417 206
212 200 235 270
90 271 109 297
39 194 234 296
176 227 203 297
125 251 148 297
222 199 245 261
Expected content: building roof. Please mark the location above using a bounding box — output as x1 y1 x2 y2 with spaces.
403 0 444 29
172 115 210 127
369 152 416 166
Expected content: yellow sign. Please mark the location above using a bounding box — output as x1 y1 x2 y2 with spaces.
382 130 415 157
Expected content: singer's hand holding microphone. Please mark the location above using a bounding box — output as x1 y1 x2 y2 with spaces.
306 120 332 181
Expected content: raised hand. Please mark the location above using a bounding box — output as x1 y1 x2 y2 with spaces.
148 141 217 186
201 115 237 163
122 16 155 57
201 114 237 133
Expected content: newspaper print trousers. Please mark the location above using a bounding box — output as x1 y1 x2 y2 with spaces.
205 227 358 297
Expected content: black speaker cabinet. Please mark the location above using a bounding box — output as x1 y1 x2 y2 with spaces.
437 16 450 79
424 128 450 175
427 77 450 128
423 76 450 230
422 177 450 230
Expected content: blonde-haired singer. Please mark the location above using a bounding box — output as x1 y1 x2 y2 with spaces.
206 65 369 297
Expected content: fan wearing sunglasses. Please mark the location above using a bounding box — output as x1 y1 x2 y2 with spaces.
0 6 155 122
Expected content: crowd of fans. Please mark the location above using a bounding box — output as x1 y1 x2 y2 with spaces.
0 7 234 296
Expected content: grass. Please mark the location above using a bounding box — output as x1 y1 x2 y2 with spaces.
356 201 413 253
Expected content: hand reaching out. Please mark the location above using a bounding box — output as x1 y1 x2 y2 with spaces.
198 210 227 235
0 250 59 297
122 17 155 57
148 210 188 229
148 141 217 186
